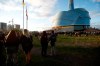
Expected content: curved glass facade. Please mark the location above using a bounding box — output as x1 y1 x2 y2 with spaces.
53 8 91 27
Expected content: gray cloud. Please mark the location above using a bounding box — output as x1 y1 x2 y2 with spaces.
0 0 58 18
0 0 22 11
29 0 57 17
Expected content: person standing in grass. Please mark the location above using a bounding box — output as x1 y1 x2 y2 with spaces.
49 30 57 56
0 32 6 66
21 29 33 64
5 29 21 66
40 31 48 57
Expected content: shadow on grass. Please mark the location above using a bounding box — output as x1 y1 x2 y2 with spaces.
18 46 100 66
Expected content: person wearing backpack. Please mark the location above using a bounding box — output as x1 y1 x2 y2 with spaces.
49 30 57 56
5 30 20 66
21 29 33 64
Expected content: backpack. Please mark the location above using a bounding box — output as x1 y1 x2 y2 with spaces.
49 34 56 42
21 35 33 52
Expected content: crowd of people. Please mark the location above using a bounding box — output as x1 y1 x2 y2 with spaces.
1 28 100 66
0 29 57 66
0 29 33 66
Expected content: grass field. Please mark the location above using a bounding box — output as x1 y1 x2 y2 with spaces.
17 34 100 66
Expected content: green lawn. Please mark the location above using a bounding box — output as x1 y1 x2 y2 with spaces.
17 34 100 66
57 34 100 47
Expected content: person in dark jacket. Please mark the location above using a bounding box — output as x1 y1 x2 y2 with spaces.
40 31 48 57
0 32 6 66
21 29 33 64
5 29 20 66
49 30 57 56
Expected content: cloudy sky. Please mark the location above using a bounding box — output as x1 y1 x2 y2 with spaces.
0 0 100 31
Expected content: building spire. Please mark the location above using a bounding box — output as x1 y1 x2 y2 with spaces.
69 0 74 10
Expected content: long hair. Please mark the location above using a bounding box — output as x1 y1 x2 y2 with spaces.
6 30 18 43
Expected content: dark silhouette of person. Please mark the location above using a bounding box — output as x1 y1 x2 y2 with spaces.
49 30 57 56
5 29 20 66
0 32 6 66
21 29 33 64
40 31 48 57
